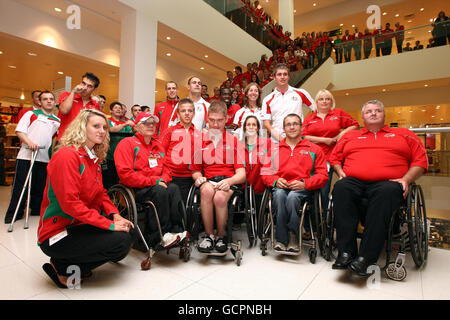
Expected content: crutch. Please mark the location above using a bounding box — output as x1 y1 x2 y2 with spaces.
8 147 43 232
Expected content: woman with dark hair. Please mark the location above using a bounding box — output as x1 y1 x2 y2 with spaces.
39 109 134 289
242 116 273 214
432 11 449 46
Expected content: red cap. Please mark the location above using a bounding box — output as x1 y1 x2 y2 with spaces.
134 112 159 125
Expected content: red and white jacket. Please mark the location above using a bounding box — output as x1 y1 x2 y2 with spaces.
114 133 172 188
153 99 179 137
261 138 328 191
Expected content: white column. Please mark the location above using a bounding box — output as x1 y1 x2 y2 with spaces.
278 0 294 36
119 9 157 112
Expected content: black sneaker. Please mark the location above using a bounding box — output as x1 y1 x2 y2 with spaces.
214 237 228 253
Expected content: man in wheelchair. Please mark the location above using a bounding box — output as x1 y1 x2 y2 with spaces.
261 113 328 252
190 100 246 253
114 112 188 249
330 100 428 276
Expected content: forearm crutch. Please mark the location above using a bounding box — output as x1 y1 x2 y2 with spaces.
8 147 42 232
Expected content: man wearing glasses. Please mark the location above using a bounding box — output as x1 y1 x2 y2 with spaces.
261 114 328 252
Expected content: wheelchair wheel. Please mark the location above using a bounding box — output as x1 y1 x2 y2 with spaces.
406 184 428 268
385 262 407 281
257 188 272 254
323 196 337 261
107 184 136 225
245 185 257 248
186 185 201 241
312 190 326 259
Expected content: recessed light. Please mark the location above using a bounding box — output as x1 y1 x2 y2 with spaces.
27 52 37 56
8 65 16 69
408 31 412 34
408 20 412 23
57 71 64 74
436 105 440 109
166 36 171 40
154 90 158 93
422 109 426 112
409 110 413 112
313 3 317 6
395 14 399 17
440 118 444 120
431 115 435 118
0 51 3 54
294 10 296 13
166 53 171 56
420 8 424 12
398 111 401 114
345 92 349 96
340 23 344 27
204 55 208 58
382 12 387 16
54 7 62 12
424 84 428 87
382 89 386 92
200 67 205 70
352 24 355 28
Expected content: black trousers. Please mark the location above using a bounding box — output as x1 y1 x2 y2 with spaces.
5 159 48 219
332 177 404 263
171 176 194 206
135 183 184 246
40 224 134 276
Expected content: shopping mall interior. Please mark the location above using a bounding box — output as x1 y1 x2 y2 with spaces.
0 0 449 301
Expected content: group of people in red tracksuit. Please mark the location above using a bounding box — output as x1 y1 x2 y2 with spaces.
34 64 427 288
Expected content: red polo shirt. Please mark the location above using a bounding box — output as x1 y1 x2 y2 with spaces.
190 130 245 179
261 138 328 191
57 92 100 140
153 99 179 137
302 108 359 160
330 126 428 181
161 123 201 177
245 137 273 194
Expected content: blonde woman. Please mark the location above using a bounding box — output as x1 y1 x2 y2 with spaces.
38 109 134 289
302 89 359 207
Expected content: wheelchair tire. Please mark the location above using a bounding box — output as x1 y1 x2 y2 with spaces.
406 184 428 268
309 248 317 264
385 262 407 281
257 188 272 245
245 185 258 248
324 197 337 261
107 184 136 225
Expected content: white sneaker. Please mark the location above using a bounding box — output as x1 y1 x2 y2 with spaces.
198 234 214 253
177 231 190 242
162 232 180 248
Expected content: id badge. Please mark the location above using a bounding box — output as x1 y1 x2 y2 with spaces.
49 230 68 246
149 158 158 168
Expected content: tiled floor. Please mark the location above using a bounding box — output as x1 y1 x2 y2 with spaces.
1 185 449 300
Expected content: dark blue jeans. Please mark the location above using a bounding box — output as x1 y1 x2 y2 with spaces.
272 189 312 246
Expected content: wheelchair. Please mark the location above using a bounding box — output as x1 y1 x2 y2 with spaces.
107 183 192 271
323 183 428 281
185 181 257 266
257 187 327 263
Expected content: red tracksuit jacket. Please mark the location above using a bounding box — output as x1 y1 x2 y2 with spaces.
38 146 117 245
261 138 328 190
114 132 172 188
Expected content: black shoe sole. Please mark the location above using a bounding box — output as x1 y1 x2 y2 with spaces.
42 263 67 289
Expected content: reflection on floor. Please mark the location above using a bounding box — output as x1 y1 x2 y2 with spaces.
1 186 450 300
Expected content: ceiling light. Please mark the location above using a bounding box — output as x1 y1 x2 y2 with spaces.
340 23 344 27
409 110 413 112
440 118 444 120
20 92 25 100
166 36 171 40
313 3 317 6
8 65 16 69
27 52 37 56
422 109 426 112
436 105 440 109
424 84 428 87
204 55 208 58
408 20 412 23
382 89 386 92
57 71 64 75
420 8 424 12
382 12 387 16
54 7 62 12
154 90 158 93
431 115 435 118
395 14 399 17
345 93 349 96
398 111 401 114
352 24 355 28
0 51 3 54
200 67 205 70
166 53 171 56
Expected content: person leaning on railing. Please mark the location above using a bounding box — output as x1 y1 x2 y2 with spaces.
432 11 449 46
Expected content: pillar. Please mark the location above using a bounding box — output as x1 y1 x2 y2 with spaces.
278 0 294 37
